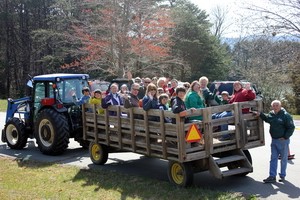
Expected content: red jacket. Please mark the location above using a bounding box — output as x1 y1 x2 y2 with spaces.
229 88 256 113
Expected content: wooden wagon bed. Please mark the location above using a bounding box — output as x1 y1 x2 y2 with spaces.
82 100 264 162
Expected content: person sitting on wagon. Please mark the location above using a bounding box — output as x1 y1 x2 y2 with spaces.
158 93 171 123
142 83 159 111
123 83 140 108
89 89 104 114
102 83 123 116
171 86 196 124
185 81 205 121
217 81 256 141
215 91 230 105
73 87 91 106
142 83 159 121
199 76 216 107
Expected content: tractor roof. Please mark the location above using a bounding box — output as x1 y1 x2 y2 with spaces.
33 73 89 82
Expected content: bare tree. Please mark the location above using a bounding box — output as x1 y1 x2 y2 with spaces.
210 6 232 39
245 0 300 37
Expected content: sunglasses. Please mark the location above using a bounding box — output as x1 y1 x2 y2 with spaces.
145 81 151 83
132 88 139 91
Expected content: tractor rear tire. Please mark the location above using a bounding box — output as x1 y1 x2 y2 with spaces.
35 109 69 155
4 118 28 149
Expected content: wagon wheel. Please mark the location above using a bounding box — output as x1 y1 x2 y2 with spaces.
89 142 108 165
167 161 193 187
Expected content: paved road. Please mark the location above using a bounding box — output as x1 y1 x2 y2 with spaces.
0 112 299 199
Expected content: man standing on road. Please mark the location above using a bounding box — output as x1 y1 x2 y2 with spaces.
253 100 295 183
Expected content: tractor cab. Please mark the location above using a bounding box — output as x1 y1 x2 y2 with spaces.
30 74 89 121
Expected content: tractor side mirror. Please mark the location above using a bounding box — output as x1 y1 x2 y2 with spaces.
27 80 33 88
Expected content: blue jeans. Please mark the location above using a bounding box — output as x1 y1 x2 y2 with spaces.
269 138 289 178
212 111 232 131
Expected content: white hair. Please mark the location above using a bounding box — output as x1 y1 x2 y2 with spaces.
271 100 281 106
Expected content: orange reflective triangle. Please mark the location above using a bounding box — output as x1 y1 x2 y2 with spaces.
185 124 202 143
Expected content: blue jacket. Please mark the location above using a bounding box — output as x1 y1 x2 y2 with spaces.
75 95 90 106
102 93 123 116
142 96 158 111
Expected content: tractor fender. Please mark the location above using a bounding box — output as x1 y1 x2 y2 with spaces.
39 105 68 114
52 106 68 113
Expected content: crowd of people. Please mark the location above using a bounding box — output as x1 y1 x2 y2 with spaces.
78 75 258 128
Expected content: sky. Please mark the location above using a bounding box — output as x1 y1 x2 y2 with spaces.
189 0 274 37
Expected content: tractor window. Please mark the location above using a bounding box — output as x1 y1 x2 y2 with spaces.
56 79 89 103
33 82 45 118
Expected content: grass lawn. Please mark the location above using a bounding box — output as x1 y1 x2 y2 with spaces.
293 115 300 120
0 99 7 112
0 157 255 200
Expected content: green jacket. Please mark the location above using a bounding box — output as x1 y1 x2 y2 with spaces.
214 95 229 105
185 91 205 120
260 108 295 139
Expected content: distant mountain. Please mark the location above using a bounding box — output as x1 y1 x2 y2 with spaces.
221 35 300 47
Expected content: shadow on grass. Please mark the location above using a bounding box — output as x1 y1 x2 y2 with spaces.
70 158 237 200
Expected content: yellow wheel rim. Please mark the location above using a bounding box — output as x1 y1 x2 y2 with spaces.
171 162 184 184
91 144 101 161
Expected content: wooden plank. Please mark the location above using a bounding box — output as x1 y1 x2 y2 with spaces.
185 151 207 162
234 103 241 148
116 106 122 149
257 100 265 146
159 109 167 159
212 145 237 154
209 155 222 179
215 155 245 165
92 104 98 143
211 117 235 126
82 104 87 141
212 130 236 138
244 140 265 149
128 108 136 151
222 167 252 177
177 116 185 162
211 104 234 113
143 112 150 155
104 109 109 145
202 107 213 154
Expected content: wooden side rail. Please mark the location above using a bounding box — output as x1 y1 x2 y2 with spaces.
82 100 264 162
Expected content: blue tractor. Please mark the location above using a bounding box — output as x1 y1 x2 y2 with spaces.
1 73 90 155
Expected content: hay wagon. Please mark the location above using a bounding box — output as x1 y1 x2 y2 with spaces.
82 100 264 187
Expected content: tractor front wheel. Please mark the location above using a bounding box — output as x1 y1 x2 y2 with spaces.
4 118 28 149
167 161 193 187
35 109 69 155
